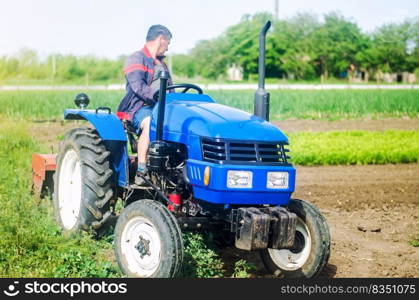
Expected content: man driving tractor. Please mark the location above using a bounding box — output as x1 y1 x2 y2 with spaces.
117 24 173 186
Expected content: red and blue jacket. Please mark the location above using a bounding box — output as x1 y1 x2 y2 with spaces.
117 46 172 120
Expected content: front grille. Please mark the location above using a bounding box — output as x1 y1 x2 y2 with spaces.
201 137 290 165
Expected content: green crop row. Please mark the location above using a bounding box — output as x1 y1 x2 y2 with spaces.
209 89 419 120
288 130 419 165
0 89 418 120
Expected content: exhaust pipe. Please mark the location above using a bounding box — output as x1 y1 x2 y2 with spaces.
148 71 171 173
254 21 271 121
156 70 169 141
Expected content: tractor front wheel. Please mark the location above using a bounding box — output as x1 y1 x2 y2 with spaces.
260 198 330 278
114 200 184 278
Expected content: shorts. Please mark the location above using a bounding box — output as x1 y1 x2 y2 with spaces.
132 105 153 135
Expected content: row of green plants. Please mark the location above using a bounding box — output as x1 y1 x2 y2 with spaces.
209 89 419 120
0 89 418 120
289 130 419 165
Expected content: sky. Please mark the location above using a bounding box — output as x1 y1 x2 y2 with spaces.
0 0 418 59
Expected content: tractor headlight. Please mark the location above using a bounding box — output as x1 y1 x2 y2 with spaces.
267 172 289 189
227 170 253 189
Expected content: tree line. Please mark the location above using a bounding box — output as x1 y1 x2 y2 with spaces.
0 12 418 83
173 12 419 81
0 49 125 84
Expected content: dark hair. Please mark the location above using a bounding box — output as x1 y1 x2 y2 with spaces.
146 25 172 41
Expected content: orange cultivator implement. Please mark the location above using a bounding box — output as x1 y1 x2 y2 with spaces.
31 153 56 198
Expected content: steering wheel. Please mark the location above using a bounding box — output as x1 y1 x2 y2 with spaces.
168 84 203 94
153 83 203 100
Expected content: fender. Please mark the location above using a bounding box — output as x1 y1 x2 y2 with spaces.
64 109 127 141
64 109 128 187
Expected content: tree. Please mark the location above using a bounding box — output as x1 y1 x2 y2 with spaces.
190 38 229 79
171 54 196 78
188 12 273 79
371 18 418 73
223 13 273 78
311 12 369 79
271 13 320 79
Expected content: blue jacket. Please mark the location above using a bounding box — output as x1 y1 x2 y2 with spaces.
117 46 172 120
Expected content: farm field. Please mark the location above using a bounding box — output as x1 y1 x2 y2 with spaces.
0 89 418 120
0 89 418 277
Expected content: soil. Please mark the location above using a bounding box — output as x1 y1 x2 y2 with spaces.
30 120 89 152
30 119 419 278
220 164 419 278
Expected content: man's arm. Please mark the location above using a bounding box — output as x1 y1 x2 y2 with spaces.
124 62 155 104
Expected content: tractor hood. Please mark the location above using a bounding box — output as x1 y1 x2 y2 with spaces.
150 93 288 143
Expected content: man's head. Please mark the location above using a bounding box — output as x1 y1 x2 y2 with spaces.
146 25 172 57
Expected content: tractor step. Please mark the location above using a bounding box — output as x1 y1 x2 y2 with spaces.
129 184 153 190
32 153 57 198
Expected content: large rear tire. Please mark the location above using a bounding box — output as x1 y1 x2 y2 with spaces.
53 127 114 235
114 200 184 278
260 199 330 278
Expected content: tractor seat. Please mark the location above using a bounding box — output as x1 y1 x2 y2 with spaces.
116 112 141 153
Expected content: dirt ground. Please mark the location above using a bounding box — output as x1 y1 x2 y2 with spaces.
221 164 419 278
30 120 88 153
30 119 419 278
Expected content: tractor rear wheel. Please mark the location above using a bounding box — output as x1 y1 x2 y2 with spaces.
53 127 114 235
260 198 330 278
114 200 184 278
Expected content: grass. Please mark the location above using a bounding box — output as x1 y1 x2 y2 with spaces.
0 90 123 120
0 89 418 120
0 118 238 277
0 120 122 277
181 232 225 278
409 239 419 247
232 259 256 278
2 76 416 86
288 130 419 165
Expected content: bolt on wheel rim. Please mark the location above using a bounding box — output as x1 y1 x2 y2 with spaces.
121 216 161 277
58 149 82 230
268 217 312 271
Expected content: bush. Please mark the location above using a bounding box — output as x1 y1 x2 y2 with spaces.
232 259 255 278
181 232 225 278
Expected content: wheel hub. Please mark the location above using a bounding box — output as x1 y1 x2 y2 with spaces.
135 236 151 258
121 216 162 277
267 217 312 271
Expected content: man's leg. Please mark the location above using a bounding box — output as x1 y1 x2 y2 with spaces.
135 116 151 185
137 116 151 165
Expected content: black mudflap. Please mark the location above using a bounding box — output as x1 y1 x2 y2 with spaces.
231 206 297 251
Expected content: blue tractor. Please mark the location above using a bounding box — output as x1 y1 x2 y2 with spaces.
48 22 330 278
